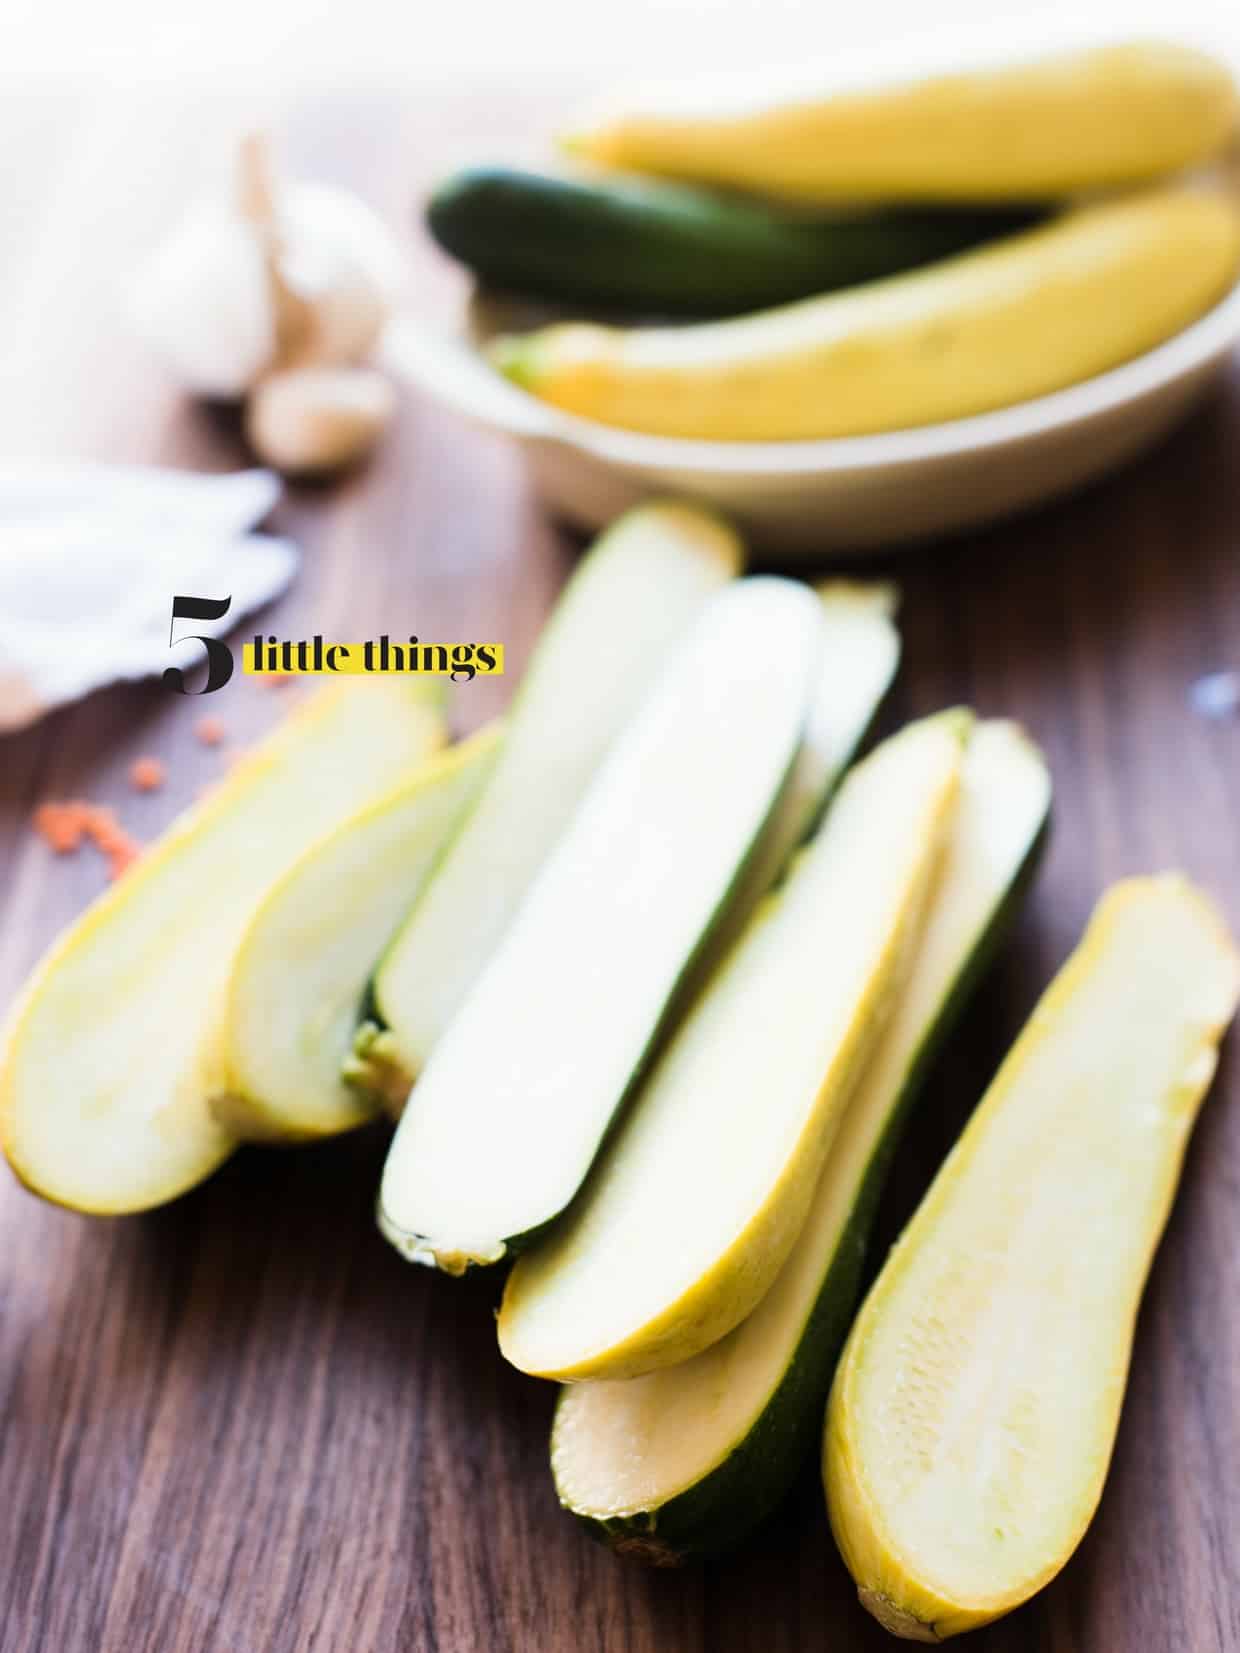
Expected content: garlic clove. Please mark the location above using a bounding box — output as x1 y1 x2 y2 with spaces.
245 366 396 476
128 200 277 399
273 184 405 371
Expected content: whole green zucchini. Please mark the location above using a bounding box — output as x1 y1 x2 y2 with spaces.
425 166 1040 316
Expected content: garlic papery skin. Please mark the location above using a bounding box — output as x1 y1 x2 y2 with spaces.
129 199 277 398
245 366 396 476
128 137 406 401
274 185 405 371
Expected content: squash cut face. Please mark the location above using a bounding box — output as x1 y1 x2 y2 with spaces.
825 876 1240 1640
358 501 742 1100
378 577 823 1272
499 713 965 1380
0 680 446 1213
552 719 1049 1560
221 724 500 1140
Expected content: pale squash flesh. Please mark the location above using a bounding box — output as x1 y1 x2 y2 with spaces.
0 681 446 1214
551 720 1049 1560
676 579 900 1011
378 577 823 1273
825 876 1240 1640
741 580 899 898
219 724 500 1141
499 713 966 1381
355 501 741 1101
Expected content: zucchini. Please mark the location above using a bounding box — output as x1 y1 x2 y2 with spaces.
218 724 500 1141
492 188 1240 441
825 876 1240 1641
427 166 1038 316
550 721 1050 1562
378 577 824 1274
0 681 446 1214
498 712 965 1381
351 501 741 1105
564 41 1238 204
687 578 900 998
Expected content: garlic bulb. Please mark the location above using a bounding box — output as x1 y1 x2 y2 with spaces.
274 185 404 370
129 200 276 397
128 135 404 399
245 366 396 476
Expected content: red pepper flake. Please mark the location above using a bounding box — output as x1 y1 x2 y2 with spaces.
33 799 143 881
100 835 142 881
195 716 226 747
33 800 87 854
80 805 142 881
129 756 166 793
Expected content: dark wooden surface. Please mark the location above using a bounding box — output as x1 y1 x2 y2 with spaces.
2 87 1239 1653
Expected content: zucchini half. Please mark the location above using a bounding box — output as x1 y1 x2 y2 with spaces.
0 681 446 1214
742 580 899 900
218 724 500 1141
378 577 824 1273
499 712 966 1381
679 579 900 1007
825 876 1240 1641
352 500 742 1104
550 721 1050 1561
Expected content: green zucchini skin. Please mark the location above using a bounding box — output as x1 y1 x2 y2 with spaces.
561 812 1050 1563
493 600 900 1265
379 721 809 1270
426 167 1042 317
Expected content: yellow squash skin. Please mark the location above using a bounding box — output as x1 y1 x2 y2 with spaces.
0 681 446 1214
498 715 965 1382
823 877 1240 1641
492 188 1240 442
564 42 1238 204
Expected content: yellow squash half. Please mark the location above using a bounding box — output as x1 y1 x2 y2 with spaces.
492 188 1240 442
825 876 1240 1640
499 713 964 1380
0 681 446 1214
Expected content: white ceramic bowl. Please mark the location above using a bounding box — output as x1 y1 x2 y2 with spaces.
384 272 1240 558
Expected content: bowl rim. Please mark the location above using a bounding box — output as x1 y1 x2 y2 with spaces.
388 273 1240 476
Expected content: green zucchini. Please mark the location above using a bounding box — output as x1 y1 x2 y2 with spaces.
746 581 899 889
549 720 1050 1562
426 166 1040 317
683 579 900 1003
350 501 742 1108
218 724 500 1141
499 713 966 1381
378 577 824 1274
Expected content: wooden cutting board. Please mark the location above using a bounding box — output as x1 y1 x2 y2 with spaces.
1 85 1238 1653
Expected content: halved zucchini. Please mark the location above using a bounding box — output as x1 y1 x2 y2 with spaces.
218 723 501 1141
378 577 824 1273
825 876 1240 1642
499 712 966 1381
353 501 742 1102
740 580 899 901
551 721 1050 1561
676 579 900 1010
0 681 446 1214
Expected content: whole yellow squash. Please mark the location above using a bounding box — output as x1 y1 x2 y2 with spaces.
491 188 1240 441
565 41 1238 205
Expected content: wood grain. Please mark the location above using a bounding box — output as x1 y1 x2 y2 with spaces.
2 87 1239 1653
